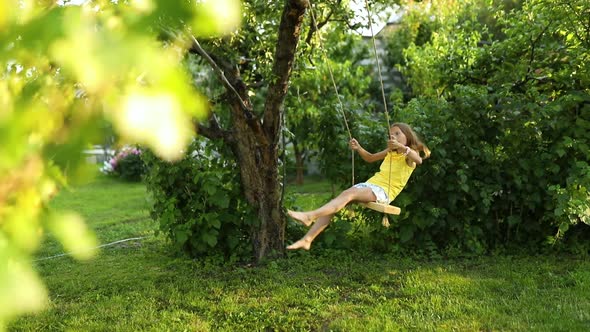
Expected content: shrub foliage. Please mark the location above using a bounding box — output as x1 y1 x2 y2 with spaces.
142 138 255 259
306 0 589 255
382 0 590 253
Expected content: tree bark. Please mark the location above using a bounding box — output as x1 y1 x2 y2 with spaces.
194 0 309 262
250 0 309 261
293 141 305 185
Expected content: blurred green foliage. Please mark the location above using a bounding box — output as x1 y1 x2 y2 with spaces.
0 0 240 328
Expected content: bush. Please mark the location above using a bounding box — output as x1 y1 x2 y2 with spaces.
142 138 255 260
100 146 145 182
356 0 590 255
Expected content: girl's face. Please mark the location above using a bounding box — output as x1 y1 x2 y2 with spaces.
389 126 407 145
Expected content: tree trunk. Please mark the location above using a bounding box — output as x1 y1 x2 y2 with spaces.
293 142 305 185
195 0 309 262
248 0 308 261
228 117 285 261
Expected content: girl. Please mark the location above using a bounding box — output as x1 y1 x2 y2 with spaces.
286 122 430 251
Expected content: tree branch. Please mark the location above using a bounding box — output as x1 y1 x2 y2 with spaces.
304 6 334 45
262 0 309 143
511 23 552 93
194 113 234 143
160 26 256 124
189 35 253 113
304 0 343 66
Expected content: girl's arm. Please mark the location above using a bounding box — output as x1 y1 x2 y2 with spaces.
389 139 423 166
405 147 423 166
349 138 388 163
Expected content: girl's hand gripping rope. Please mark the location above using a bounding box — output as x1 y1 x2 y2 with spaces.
349 138 361 151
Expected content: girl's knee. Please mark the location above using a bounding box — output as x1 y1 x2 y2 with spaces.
339 188 358 201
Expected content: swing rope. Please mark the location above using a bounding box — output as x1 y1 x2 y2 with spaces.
308 3 355 186
364 0 391 131
362 0 397 226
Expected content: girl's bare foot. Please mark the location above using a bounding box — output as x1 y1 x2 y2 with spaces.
287 210 313 227
286 238 311 251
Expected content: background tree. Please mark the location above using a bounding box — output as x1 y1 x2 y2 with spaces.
147 0 402 261
178 0 311 261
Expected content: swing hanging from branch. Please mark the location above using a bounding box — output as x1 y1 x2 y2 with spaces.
307 0 401 220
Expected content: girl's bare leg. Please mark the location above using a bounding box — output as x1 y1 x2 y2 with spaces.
287 187 375 226
286 214 333 250
286 187 377 251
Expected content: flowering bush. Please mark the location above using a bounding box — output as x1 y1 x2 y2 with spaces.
100 146 145 181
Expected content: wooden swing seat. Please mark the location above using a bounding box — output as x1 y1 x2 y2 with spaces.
359 202 401 215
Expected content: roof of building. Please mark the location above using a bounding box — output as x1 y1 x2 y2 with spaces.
350 1 404 37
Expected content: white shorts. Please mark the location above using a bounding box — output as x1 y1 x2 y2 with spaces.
353 183 389 204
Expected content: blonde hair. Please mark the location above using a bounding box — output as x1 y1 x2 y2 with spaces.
392 122 431 159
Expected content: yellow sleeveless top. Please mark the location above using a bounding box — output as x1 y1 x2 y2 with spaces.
366 152 415 203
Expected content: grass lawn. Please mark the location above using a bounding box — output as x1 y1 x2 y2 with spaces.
10 176 590 331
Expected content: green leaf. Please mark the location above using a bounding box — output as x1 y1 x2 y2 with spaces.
203 182 217 196
202 232 218 247
323 233 336 246
212 192 230 209
399 224 414 243
210 219 221 229
176 230 189 244
47 212 97 260
460 183 470 192
227 235 240 250
558 222 570 234
0 255 48 323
